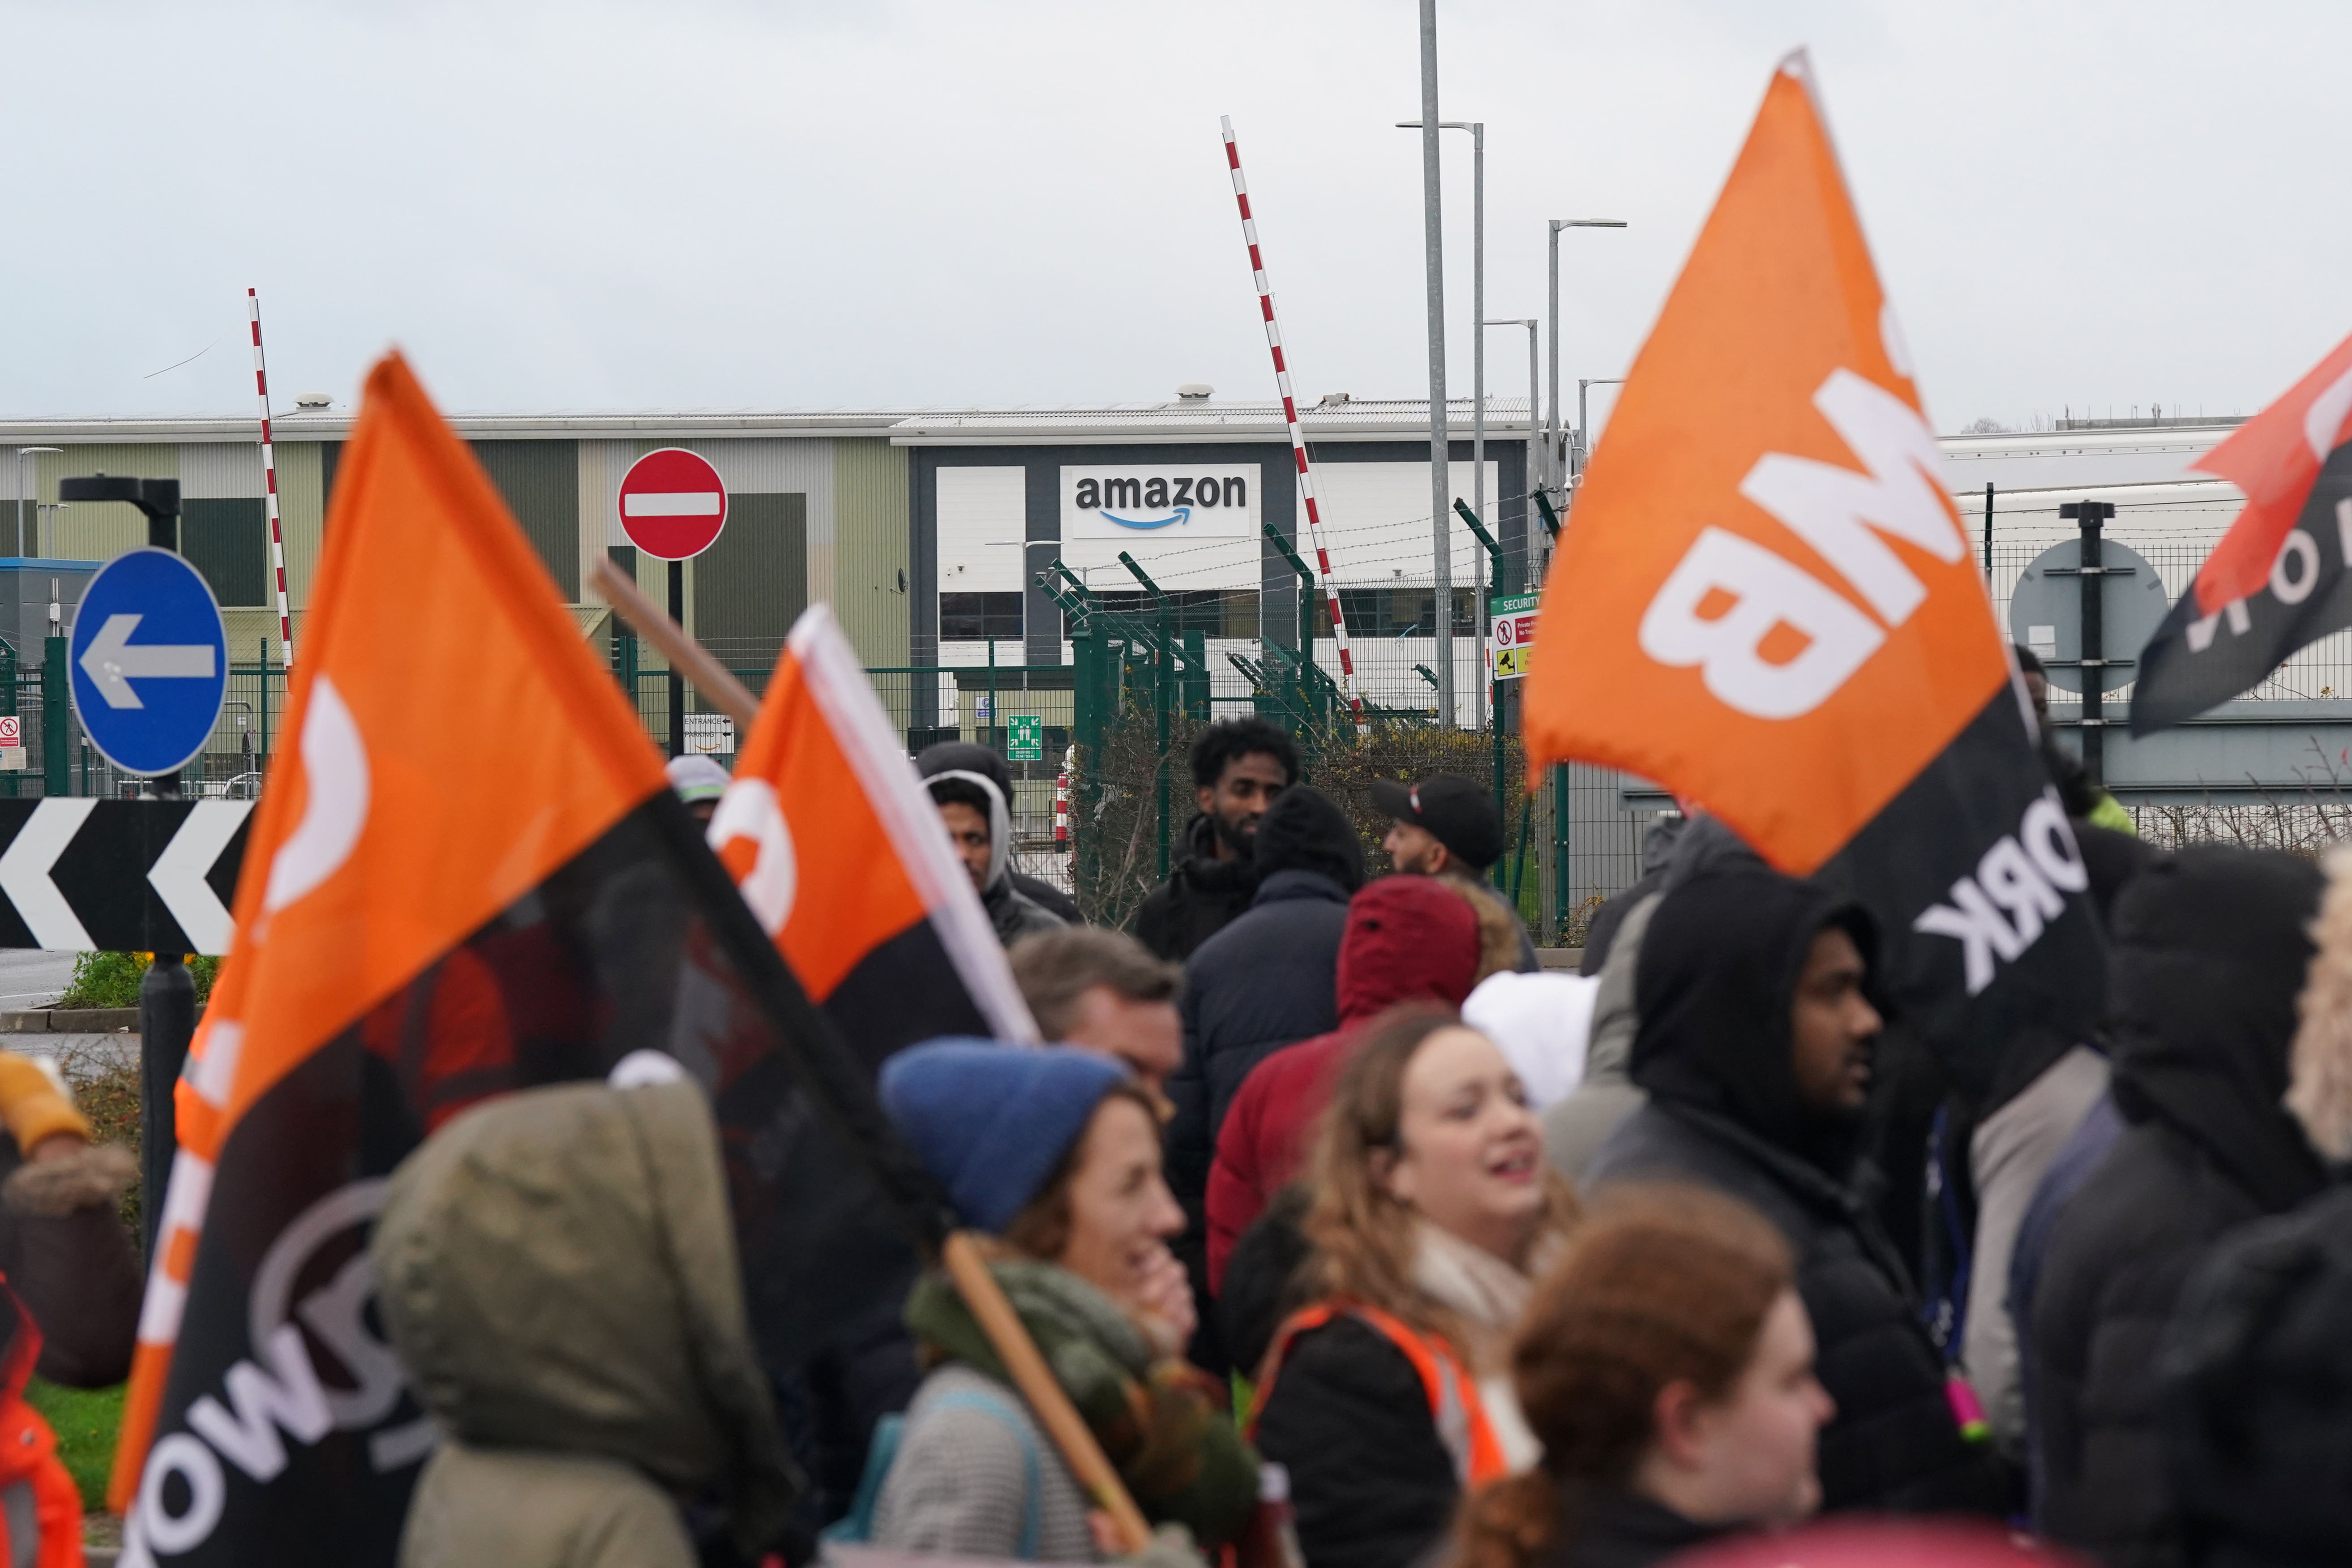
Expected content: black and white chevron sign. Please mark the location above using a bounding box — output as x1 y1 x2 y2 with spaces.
0 800 251 955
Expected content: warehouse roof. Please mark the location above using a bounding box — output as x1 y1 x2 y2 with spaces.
0 396 1538 446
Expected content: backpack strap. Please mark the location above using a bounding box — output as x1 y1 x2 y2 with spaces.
928 1388 1046 1561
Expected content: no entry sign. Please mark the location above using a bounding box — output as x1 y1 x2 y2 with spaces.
617 447 728 561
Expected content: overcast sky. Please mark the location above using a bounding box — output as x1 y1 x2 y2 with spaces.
3 0 2344 435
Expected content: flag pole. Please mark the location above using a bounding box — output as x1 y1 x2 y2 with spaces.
588 555 1157 1554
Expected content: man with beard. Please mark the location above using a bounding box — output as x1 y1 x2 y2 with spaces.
1134 718 1297 961
1586 863 2004 1514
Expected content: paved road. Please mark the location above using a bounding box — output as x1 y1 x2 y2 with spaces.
0 950 75 1011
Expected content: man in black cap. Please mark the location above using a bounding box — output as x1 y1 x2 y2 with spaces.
1371 773 1538 971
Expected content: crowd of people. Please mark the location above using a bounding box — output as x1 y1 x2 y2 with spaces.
368 713 2352 1568
13 708 2345 1565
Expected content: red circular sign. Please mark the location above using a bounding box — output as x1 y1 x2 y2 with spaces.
617 447 728 560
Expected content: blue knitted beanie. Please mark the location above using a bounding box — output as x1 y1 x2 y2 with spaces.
880 1040 1130 1234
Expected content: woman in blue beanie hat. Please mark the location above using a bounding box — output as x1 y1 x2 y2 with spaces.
864 1041 1258 1561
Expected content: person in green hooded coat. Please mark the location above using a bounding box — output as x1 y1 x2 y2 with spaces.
372 1072 800 1568
874 1040 1259 1562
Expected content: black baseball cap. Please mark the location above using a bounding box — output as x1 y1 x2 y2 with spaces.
1371 774 1504 870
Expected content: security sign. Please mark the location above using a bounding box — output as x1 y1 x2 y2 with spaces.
1489 592 1539 681
0 715 20 772
69 548 228 777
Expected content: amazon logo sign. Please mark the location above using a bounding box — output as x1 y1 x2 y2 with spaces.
1063 464 1259 541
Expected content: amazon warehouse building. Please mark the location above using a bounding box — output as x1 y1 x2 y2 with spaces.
0 396 2260 903
0 393 1538 767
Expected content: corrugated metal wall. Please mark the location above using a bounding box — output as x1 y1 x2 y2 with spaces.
179 443 263 499
833 438 909 667
274 441 324 643
181 498 268 605
694 493 806 665
39 444 176 562
470 441 580 600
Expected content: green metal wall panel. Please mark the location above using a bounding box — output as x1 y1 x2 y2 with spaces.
693 493 805 665
470 441 580 600
831 438 908 667
182 497 268 606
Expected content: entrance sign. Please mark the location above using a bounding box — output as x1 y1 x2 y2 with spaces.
69 548 227 777
617 447 729 560
683 712 737 755
1007 714 1044 762
1489 592 1538 681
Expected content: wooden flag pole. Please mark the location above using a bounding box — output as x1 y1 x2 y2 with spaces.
942 1233 1155 1551
587 557 1157 1555
591 557 760 727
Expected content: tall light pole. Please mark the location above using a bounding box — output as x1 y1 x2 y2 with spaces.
12 449 59 558
1488 320 1538 574
1400 116 1482 725
1415 0 1455 727
1547 219 1626 505
1576 378 1626 483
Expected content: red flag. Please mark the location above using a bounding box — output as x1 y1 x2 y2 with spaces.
2129 328 2352 732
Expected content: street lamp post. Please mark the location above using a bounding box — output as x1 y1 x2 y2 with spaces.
1413 0 1455 728
1547 219 1627 504
1575 378 1626 484
1399 116 1483 726
12 450 59 558
1487 320 1539 572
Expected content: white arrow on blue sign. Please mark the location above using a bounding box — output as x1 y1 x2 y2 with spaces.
69 547 228 777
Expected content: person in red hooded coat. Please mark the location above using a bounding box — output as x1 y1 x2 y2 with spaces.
1205 875 1488 1292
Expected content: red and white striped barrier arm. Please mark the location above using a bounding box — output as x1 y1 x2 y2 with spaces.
1220 116 1367 733
248 289 294 668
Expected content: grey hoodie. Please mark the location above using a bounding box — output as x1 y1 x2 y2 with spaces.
928 767 1064 946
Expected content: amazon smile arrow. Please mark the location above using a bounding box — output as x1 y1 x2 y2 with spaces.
77 613 218 709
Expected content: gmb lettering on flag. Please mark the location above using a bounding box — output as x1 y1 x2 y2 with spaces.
1521 52 2102 1084
2130 328 2352 733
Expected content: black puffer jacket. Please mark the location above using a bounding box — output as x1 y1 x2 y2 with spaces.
1586 865 2002 1515
2028 846 2328 1568
1135 814 1260 961
1251 1314 1457 1568
2160 1182 2352 1568
1166 788 1362 1371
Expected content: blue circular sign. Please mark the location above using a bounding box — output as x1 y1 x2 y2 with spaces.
69 548 229 777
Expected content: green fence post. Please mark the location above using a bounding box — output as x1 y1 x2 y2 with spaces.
0 642 15 799
258 641 271 780
1552 763 1571 940
41 637 66 799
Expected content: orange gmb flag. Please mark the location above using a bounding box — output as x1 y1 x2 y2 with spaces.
714 602 1036 1066
116 354 943 1566
1525 55 2100 1081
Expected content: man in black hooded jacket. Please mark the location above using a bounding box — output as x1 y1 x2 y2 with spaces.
2028 845 2329 1568
1164 784 1364 1371
1587 863 2003 1515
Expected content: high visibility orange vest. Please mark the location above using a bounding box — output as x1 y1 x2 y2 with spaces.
1248 1301 1509 1489
0 1281 86 1568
